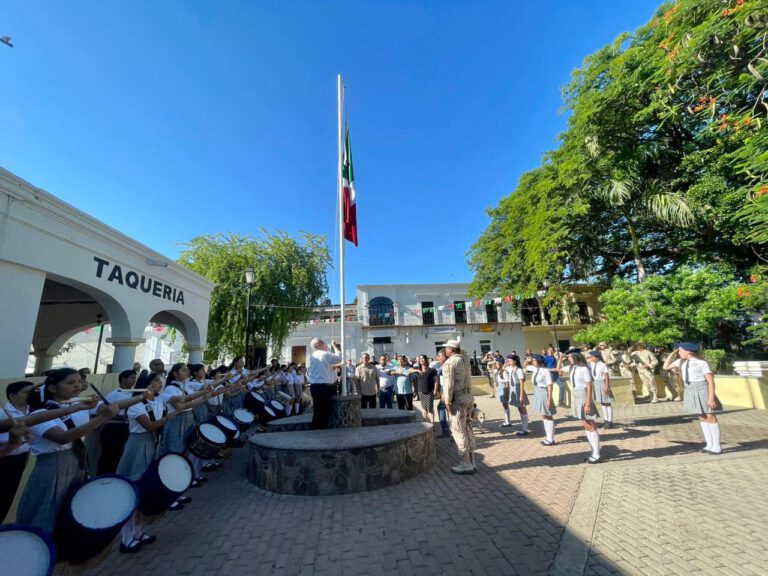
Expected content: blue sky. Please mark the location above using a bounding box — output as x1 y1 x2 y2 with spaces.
1 0 661 303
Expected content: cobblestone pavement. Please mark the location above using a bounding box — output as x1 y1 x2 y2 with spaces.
71 396 768 576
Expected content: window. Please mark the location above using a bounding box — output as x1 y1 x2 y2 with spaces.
435 341 445 356
576 301 591 324
480 340 492 354
454 301 466 324
421 301 435 325
485 303 498 323
369 296 395 326
520 298 542 326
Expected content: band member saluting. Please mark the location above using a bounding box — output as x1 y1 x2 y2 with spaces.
663 343 722 454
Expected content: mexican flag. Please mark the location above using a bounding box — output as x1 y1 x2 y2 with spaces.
342 129 358 246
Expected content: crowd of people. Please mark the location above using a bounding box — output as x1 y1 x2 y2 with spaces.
0 338 722 564
0 357 310 561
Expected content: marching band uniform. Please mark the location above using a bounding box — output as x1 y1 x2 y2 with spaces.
504 360 529 435
96 387 134 474
568 351 601 463
16 402 97 533
589 354 614 428
530 358 557 445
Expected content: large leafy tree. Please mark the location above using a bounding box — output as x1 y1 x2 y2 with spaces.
574 265 746 347
178 231 330 363
469 0 767 299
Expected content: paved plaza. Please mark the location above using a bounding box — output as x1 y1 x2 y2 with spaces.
78 397 768 576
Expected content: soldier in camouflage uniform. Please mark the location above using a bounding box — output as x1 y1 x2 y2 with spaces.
442 339 476 474
632 343 660 402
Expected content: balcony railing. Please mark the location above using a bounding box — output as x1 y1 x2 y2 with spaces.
362 308 524 327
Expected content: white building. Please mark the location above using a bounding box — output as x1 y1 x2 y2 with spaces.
0 168 214 378
272 282 603 366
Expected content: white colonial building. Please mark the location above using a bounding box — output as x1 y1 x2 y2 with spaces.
0 168 214 378
271 282 604 366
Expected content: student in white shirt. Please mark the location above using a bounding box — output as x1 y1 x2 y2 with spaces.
160 363 211 487
116 373 178 553
97 369 140 474
587 351 615 429
504 355 530 435
529 355 558 445
564 349 602 463
663 342 722 454
15 369 119 534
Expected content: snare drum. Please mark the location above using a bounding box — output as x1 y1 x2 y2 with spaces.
270 399 289 417
0 524 56 576
136 453 193 516
243 390 266 415
56 475 138 563
232 408 255 430
277 391 293 404
260 403 278 423
186 423 227 460
209 415 238 442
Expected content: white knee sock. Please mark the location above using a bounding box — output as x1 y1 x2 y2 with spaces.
700 421 713 450
503 406 510 424
603 405 613 423
586 430 600 459
521 414 529 432
709 423 721 453
543 419 554 442
122 516 136 545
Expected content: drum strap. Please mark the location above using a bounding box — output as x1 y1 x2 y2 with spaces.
142 400 158 422
48 401 89 473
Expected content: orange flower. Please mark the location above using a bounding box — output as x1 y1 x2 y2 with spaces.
736 286 752 298
718 114 730 130
663 4 679 24
756 185 768 198
750 274 760 283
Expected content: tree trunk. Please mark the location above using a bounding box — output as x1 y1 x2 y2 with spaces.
626 217 647 283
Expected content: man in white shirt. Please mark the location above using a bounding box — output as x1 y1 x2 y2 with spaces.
308 337 342 429
376 355 396 409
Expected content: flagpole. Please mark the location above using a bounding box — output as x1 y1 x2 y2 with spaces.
338 73 347 397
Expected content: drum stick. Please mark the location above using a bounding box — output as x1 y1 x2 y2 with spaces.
90 383 110 404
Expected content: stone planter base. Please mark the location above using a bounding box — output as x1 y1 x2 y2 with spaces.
247 423 435 495
268 408 416 432
331 395 362 428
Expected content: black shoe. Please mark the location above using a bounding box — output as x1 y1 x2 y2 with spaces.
177 495 192 504
191 479 202 488
120 540 143 554
138 533 157 545
585 456 601 464
515 430 529 436
603 421 613 429
202 464 217 472
196 475 208 483
541 440 556 446
167 501 185 511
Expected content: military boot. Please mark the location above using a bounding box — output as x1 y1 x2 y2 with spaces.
451 453 475 474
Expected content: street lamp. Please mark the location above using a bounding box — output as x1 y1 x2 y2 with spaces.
244 267 254 367
537 283 560 351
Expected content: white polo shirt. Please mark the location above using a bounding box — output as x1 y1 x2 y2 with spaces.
671 358 712 383
1 403 30 456
570 366 592 389
26 405 90 456
308 350 342 384
531 368 553 389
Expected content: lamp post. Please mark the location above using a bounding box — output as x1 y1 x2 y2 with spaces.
93 312 104 374
244 267 254 368
537 283 560 351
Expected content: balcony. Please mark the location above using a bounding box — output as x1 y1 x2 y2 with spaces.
362 308 524 328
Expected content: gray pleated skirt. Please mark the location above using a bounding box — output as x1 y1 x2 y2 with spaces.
684 379 721 415
193 403 211 424
162 410 195 455
593 379 614 405
533 386 557 416
16 449 85 534
508 381 529 407
116 432 158 482
572 387 599 421
223 392 244 417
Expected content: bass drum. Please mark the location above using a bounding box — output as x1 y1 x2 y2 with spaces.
232 408 255 431
187 423 227 460
0 524 56 576
56 475 138 564
243 391 266 416
136 453 193 516
209 415 238 443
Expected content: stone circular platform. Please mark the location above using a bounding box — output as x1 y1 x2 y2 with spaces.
267 408 417 432
247 422 435 495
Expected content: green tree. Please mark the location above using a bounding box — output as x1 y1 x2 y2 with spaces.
574 265 745 347
469 0 767 298
178 231 330 363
